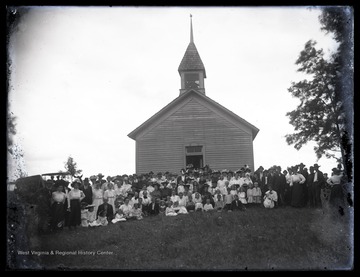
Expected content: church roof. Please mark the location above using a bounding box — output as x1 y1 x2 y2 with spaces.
128 89 259 140
178 42 207 78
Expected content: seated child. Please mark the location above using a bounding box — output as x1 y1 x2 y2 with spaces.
238 186 248 204
263 185 278 209
173 201 188 214
186 195 195 212
159 199 167 215
193 192 203 211
224 188 234 212
203 198 214 212
214 194 224 212
230 185 238 196
81 202 89 227
130 203 144 220
111 209 127 223
165 201 177 216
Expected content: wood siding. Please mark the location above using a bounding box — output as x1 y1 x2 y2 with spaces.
136 97 255 174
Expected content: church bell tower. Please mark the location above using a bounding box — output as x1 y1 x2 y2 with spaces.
178 15 206 95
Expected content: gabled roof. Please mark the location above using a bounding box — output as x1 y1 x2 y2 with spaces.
178 42 206 78
128 90 259 140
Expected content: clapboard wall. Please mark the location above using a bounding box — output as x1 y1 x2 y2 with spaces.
134 94 255 174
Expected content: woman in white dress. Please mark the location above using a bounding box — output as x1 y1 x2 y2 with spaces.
92 182 104 216
104 183 116 213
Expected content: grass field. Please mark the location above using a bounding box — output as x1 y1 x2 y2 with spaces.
10 203 353 271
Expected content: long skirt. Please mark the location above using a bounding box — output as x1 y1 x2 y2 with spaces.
50 202 65 230
291 183 303 207
329 184 344 207
68 199 81 227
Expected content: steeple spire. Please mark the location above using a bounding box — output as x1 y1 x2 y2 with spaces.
178 15 206 95
190 14 194 43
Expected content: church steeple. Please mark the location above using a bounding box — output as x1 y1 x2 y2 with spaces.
190 14 194 43
178 15 206 95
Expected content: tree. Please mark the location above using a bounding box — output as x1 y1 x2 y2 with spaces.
286 7 353 182
64 156 82 177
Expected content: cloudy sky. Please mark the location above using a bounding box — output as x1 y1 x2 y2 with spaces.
8 6 341 180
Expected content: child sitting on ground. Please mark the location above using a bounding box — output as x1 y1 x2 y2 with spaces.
165 201 177 216
173 200 188 214
203 198 214 212
238 186 248 205
130 203 144 220
263 185 278 209
230 184 237 196
186 195 195 212
159 199 167 215
224 187 234 212
214 193 224 212
81 202 89 227
111 209 127 223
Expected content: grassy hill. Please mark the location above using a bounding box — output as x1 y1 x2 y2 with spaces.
11 204 353 271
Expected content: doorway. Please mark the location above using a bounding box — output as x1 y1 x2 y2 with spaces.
185 145 204 170
186 155 203 170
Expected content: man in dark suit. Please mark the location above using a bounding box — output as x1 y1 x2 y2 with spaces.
313 164 325 208
307 166 316 208
273 166 286 207
231 194 246 211
97 198 114 222
254 166 264 185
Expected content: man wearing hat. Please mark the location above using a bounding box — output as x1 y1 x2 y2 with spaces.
80 177 93 205
253 166 264 191
97 173 106 186
312 164 325 208
89 175 97 186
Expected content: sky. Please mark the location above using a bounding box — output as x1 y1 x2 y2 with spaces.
7 6 342 180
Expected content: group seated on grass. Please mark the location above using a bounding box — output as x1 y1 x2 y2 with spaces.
48 163 344 230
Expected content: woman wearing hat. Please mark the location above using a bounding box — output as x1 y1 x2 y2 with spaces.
67 179 85 229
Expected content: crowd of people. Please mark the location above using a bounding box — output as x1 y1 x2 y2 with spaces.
45 163 346 232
